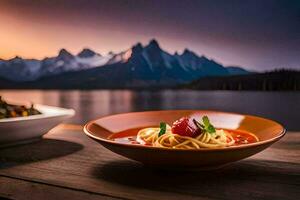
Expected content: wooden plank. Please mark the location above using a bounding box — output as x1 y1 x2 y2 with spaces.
0 125 299 200
0 176 119 200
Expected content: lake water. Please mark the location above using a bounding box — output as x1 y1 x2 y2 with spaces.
1 90 299 131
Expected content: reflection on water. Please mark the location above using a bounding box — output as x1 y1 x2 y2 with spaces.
1 90 299 130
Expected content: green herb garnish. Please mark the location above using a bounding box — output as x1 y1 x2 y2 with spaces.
158 122 167 137
202 116 216 133
193 116 216 134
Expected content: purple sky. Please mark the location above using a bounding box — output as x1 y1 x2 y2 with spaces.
1 0 299 71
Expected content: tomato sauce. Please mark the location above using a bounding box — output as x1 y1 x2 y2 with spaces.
108 127 143 145
226 129 258 145
109 127 258 146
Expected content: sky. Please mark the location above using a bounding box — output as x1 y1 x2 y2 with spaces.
0 0 299 71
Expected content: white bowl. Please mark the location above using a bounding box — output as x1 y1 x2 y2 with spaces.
0 104 75 147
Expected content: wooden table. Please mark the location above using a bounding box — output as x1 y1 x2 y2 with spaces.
0 124 299 200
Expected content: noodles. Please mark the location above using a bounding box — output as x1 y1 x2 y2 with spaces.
112 116 258 149
137 125 235 149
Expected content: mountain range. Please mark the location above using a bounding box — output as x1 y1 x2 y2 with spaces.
0 39 249 88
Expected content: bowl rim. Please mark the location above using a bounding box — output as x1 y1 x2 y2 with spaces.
0 104 75 123
83 109 286 152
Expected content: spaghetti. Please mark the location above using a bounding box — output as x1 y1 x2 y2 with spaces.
137 125 235 149
111 116 259 149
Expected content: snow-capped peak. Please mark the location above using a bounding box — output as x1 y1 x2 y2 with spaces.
76 53 112 67
106 48 132 64
0 39 247 83
181 49 199 58
132 43 143 54
57 49 73 60
78 48 99 58
147 39 160 49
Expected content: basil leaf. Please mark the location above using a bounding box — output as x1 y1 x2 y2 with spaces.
158 122 167 137
207 125 216 133
202 116 210 127
202 116 216 134
192 116 217 135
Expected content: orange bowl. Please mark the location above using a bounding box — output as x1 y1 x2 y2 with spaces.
84 110 285 170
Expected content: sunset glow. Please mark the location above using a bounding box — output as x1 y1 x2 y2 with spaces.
0 0 299 70
0 3 149 60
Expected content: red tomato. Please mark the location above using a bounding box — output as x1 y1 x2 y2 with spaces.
171 117 201 138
